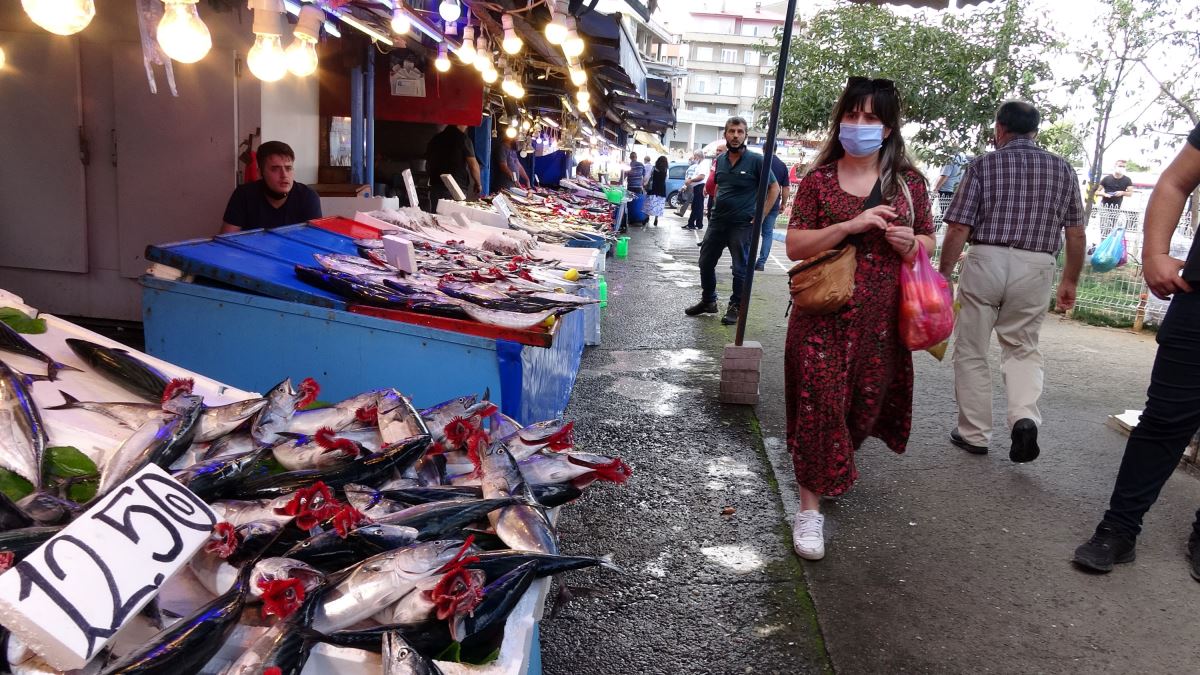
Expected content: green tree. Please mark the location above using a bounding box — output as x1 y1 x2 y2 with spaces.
1039 121 1087 167
762 0 1058 162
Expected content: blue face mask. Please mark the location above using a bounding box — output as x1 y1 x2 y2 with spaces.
840 123 885 157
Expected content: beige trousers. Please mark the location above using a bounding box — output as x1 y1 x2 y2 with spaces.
952 244 1057 446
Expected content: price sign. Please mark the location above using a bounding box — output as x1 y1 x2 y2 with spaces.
492 194 515 221
0 465 217 671
440 174 467 201
401 169 419 209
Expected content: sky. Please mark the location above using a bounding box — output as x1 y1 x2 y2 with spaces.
653 0 1198 172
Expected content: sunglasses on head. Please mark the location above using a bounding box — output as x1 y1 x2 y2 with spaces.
847 76 896 91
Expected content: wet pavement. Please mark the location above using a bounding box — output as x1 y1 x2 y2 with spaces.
540 212 1200 673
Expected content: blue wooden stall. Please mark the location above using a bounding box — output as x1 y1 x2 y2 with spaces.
142 225 585 424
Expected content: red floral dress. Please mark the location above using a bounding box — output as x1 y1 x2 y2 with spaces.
785 164 934 496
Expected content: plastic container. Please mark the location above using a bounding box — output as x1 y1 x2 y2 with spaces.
603 186 627 204
628 192 647 224
598 275 608 308
615 237 630 259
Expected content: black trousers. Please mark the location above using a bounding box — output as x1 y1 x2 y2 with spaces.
688 184 705 228
1103 290 1200 538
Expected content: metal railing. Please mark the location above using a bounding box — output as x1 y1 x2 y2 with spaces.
930 197 1195 330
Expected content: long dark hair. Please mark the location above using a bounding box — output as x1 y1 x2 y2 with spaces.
810 78 925 209
654 156 668 173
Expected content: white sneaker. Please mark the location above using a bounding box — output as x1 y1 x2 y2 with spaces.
793 510 825 560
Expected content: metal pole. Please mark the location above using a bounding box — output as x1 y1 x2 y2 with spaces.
350 63 363 185
366 45 376 191
733 0 799 346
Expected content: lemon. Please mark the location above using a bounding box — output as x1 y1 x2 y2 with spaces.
563 268 580 281
542 316 557 328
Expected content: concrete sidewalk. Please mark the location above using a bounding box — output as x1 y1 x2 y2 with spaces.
747 239 1200 673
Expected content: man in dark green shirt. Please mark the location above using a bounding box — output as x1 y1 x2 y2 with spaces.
686 116 779 325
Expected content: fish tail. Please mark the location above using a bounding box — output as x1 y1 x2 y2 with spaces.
46 361 82 382
44 390 81 410
597 553 624 573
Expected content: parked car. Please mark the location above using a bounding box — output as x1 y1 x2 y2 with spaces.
665 162 690 208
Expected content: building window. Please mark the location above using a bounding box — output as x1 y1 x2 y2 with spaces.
742 25 759 37
744 50 760 66
763 80 776 97
694 78 709 94
695 46 713 62
668 56 678 65
715 107 730 117
741 77 758 97
718 76 736 96
721 48 737 63
692 105 708 114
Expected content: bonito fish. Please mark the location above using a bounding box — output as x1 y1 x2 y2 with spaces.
0 359 48 489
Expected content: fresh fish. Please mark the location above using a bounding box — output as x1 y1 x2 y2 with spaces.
0 322 80 381
479 443 558 554
209 496 298 528
316 622 453 660
449 560 539 644
64 338 169 403
285 390 383 436
202 430 263 461
372 577 439 627
377 390 426 445
272 429 364 472
219 583 327 675
373 498 517 542
516 452 597 485
232 433 430 500
195 397 269 443
190 520 284 595
249 557 326 601
44 390 162 429
102 564 259 674
501 419 575 461
401 453 445 487
282 523 420 574
465 550 620 580
312 539 471 633
0 358 49 489
252 378 318 447
96 394 204 497
343 483 408 518
383 629 445 675
419 393 496 453
173 449 271 502
374 485 484 505
15 492 80 526
459 304 564 331
0 490 34 531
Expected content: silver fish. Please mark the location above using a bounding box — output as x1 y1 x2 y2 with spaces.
0 359 49 489
209 496 296 527
202 430 263 461
44 390 163 428
96 394 204 497
271 431 361 471
372 576 438 627
480 443 558 554
249 557 326 600
517 452 595 485
383 628 445 675
285 390 384 436
195 397 268 443
252 378 310 446
312 539 469 633
0 322 79 382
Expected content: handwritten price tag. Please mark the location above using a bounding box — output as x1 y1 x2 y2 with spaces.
401 168 419 210
0 464 216 671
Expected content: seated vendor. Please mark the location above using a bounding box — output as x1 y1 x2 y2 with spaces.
220 141 322 233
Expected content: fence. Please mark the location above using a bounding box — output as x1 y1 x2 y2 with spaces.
931 197 1196 330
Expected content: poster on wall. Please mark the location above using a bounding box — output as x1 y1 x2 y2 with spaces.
389 53 426 98
329 116 352 166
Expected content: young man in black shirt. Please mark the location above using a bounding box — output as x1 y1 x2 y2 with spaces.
425 124 482 213
220 141 322 233
1099 160 1134 208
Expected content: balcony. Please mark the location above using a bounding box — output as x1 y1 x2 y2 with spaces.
683 31 776 47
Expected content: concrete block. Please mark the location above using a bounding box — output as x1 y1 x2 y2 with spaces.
720 379 760 396
721 369 760 385
721 357 762 372
723 341 763 359
719 390 759 405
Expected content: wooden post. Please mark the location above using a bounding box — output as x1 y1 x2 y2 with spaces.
1132 291 1148 332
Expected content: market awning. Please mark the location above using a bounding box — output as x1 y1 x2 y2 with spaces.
576 10 674 135
635 131 668 154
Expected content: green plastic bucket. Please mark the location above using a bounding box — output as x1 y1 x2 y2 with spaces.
603 186 627 205
615 237 630 258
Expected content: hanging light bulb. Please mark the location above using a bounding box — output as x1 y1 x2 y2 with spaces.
543 3 567 45
505 126 517 139
247 6 288 82
434 43 451 73
576 90 590 105
482 66 498 84
569 64 586 87
438 0 461 23
0 46 5 70
501 72 524 99
284 4 323 76
562 18 584 58
157 0 212 64
21 0 95 36
455 26 476 65
501 14 522 55
474 37 487 72
391 3 410 34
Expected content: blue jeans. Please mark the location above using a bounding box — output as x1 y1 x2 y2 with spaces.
754 207 781 267
1102 290 1200 537
688 184 705 228
699 222 750 306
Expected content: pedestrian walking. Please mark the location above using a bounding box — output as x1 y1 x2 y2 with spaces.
646 156 668 227
625 152 646 196
704 143 725 224
754 142 792 271
937 101 1086 462
684 118 779 326
784 77 935 561
1072 121 1200 577
680 151 708 227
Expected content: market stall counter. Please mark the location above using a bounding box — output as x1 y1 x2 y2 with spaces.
142 223 587 425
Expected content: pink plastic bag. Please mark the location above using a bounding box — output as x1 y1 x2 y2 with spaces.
899 243 955 351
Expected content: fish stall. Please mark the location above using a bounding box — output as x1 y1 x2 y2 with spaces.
0 290 630 673
141 212 600 426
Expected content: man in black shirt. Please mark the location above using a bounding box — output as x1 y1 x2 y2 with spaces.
425 124 482 213
1073 123 1200 580
221 141 322 233
1098 160 1134 208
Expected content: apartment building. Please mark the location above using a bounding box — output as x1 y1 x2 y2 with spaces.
655 1 797 154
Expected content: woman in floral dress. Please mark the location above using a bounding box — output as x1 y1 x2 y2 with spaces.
784 77 935 560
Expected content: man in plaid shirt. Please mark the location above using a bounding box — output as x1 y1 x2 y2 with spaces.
938 101 1086 463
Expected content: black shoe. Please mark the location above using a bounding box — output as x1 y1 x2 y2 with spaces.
720 303 740 325
685 300 718 316
682 224 694 229
949 429 988 455
754 262 766 272
1010 418 1040 463
1188 532 1200 582
1073 523 1136 573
